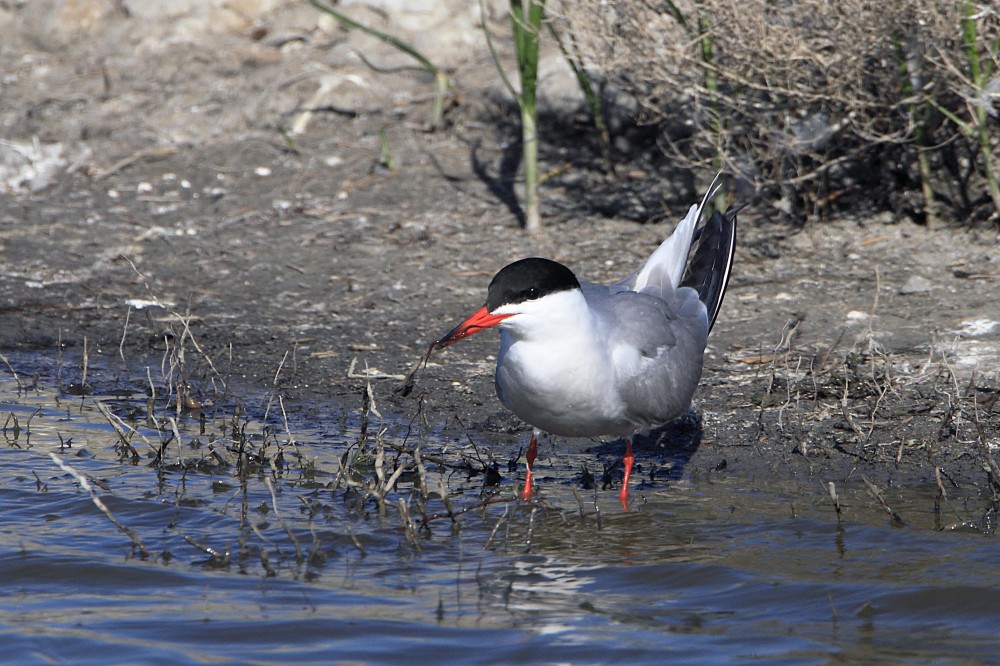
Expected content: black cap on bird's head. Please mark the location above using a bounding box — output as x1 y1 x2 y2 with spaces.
396 257 581 396
485 258 581 312
433 258 580 349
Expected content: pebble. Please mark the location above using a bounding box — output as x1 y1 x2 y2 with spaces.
899 275 933 294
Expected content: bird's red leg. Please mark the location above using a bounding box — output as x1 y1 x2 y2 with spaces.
520 432 538 500
619 439 634 508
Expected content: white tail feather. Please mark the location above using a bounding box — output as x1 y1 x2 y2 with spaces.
632 173 723 292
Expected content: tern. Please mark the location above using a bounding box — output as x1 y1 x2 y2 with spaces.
430 186 738 506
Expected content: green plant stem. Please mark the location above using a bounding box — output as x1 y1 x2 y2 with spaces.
521 109 539 231
696 6 726 211
895 35 937 227
662 0 689 31
480 0 517 97
960 0 1000 216
377 129 395 171
432 70 449 130
510 0 545 232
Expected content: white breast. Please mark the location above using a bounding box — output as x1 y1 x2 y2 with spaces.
491 289 634 437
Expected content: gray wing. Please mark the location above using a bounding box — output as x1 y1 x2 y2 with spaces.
582 281 709 429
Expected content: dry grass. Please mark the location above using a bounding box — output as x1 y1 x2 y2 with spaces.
559 0 1000 224
744 312 1000 532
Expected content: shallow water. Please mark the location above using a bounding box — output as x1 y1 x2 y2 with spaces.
1 358 998 665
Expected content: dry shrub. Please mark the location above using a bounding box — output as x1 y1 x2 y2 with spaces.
558 0 999 224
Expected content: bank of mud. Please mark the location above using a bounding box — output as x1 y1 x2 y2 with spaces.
1 1 999 526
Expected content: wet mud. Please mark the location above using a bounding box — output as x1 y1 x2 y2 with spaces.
2 0 1000 523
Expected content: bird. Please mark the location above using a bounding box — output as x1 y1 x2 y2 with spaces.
431 184 738 506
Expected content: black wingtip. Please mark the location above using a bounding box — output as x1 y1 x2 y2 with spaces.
681 203 741 333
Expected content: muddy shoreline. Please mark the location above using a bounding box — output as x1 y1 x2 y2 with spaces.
2 2 999 521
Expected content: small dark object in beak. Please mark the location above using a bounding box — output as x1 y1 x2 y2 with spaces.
396 340 436 397
396 306 512 397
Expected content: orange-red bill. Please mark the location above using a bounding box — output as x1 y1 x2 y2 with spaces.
433 306 512 349
396 306 511 397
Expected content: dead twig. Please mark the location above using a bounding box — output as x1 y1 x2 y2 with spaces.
264 475 303 563
862 475 906 527
827 481 843 523
49 453 149 558
93 146 178 180
0 353 24 393
92 399 149 462
972 399 1000 508
420 494 509 525
183 535 230 567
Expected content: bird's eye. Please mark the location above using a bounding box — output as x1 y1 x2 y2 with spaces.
525 287 540 300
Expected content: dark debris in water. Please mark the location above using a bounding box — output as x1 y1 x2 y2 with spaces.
2 328 1000 591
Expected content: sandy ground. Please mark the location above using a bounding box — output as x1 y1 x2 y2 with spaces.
2 1 1000 512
